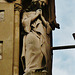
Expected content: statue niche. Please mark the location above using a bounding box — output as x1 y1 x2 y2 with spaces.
21 0 53 75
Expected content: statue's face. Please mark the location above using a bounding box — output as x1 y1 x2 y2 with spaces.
39 1 46 6
40 0 48 5
32 0 48 5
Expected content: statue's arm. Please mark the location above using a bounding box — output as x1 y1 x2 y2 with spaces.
22 11 41 32
40 15 52 34
40 15 47 26
30 9 43 22
22 11 40 25
22 13 31 33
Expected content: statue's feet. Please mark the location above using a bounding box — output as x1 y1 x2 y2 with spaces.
35 67 46 72
23 67 47 75
23 70 47 75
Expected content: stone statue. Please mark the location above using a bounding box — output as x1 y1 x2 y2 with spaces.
21 0 54 75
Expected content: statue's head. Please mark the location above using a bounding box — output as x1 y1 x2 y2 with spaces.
32 0 48 5
25 0 48 12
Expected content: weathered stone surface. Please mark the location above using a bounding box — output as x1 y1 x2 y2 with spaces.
0 3 14 75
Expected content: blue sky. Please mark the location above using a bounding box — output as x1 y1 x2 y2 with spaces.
53 0 75 75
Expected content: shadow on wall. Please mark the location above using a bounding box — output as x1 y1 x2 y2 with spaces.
5 0 16 2
22 0 32 10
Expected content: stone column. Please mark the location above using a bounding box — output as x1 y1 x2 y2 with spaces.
13 0 21 75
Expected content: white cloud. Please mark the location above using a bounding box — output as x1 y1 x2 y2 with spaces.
53 0 75 46
53 50 75 75
53 0 75 75
53 67 68 75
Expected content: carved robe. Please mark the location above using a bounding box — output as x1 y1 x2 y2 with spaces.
21 9 52 72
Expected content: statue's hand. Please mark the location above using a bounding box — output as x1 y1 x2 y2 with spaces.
36 9 42 16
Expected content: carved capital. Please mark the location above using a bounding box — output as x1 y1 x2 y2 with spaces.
14 3 22 12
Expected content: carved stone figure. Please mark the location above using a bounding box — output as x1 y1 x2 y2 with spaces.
21 0 52 75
